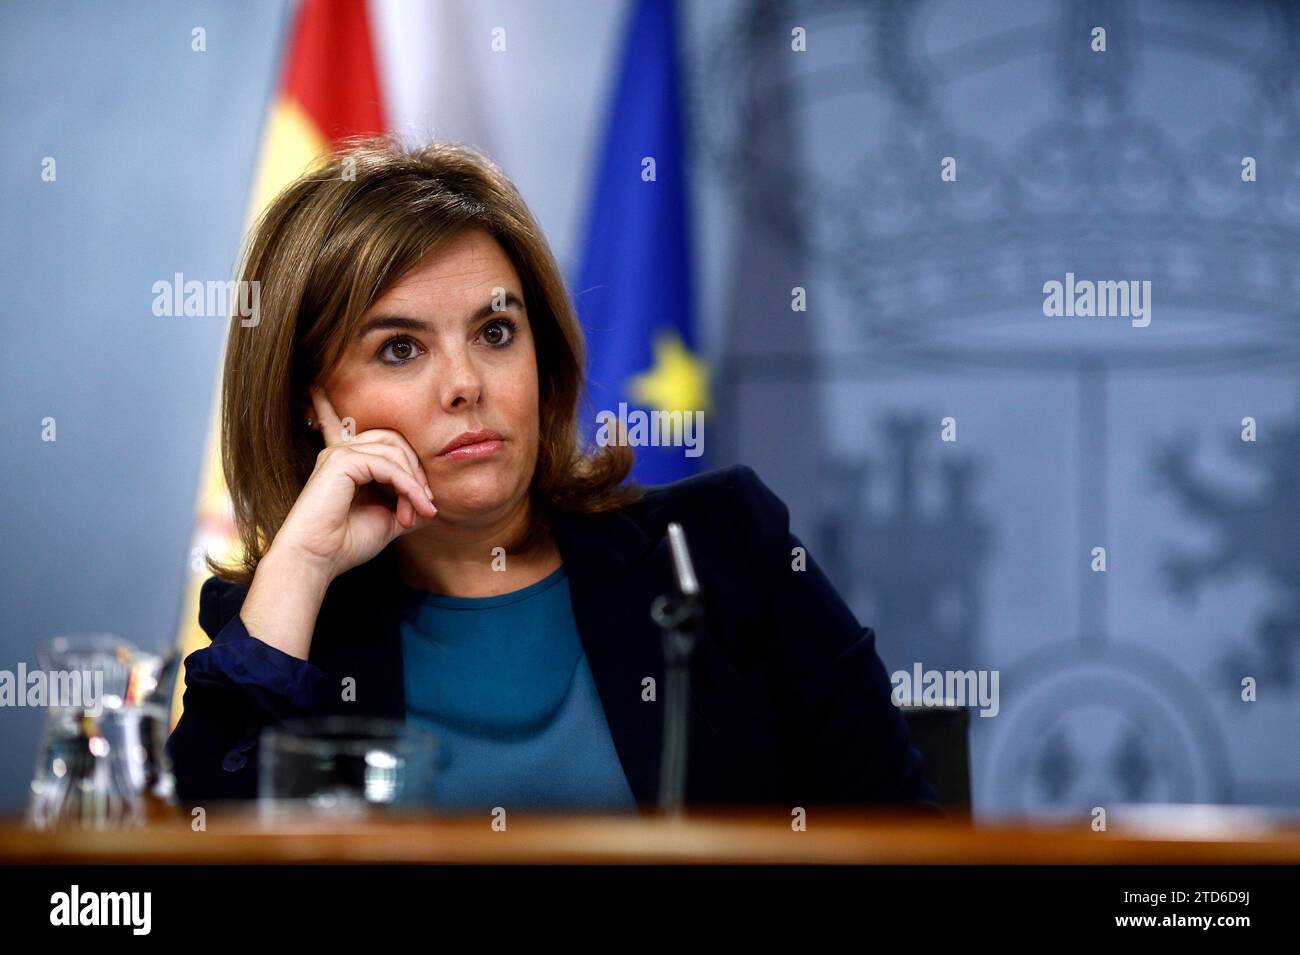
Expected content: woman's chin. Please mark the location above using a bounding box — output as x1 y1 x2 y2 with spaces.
429 479 519 521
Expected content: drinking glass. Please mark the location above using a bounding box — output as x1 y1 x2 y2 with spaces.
26 633 176 829
258 716 439 822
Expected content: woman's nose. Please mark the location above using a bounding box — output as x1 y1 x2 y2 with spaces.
436 349 482 411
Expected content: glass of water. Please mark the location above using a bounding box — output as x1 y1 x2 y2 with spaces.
258 716 439 822
26 633 177 829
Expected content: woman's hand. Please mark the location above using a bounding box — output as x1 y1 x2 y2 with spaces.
270 385 439 582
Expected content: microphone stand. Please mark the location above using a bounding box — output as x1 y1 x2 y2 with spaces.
650 522 703 817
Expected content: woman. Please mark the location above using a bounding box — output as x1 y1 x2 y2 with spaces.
166 138 939 814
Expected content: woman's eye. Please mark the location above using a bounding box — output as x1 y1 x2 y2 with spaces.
378 336 421 365
480 317 517 348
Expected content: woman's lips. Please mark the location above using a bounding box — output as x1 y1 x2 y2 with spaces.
437 438 503 461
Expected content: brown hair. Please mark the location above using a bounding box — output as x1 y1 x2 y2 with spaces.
208 136 641 584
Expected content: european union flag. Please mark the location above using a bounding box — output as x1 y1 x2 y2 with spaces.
573 0 706 486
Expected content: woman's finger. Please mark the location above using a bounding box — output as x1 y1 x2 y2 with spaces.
337 439 435 507
334 445 438 520
309 389 431 497
350 428 430 493
310 385 351 446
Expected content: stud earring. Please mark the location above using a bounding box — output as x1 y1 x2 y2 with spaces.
305 417 314 428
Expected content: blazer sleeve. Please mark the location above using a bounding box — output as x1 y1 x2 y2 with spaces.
726 465 941 811
165 575 332 806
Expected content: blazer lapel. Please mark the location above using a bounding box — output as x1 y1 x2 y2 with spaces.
309 547 408 720
551 505 676 808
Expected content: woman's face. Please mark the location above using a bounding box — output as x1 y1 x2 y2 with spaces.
315 228 540 528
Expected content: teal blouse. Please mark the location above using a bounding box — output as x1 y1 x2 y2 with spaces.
398 564 637 811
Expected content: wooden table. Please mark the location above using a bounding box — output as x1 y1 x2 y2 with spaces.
3 807 1298 864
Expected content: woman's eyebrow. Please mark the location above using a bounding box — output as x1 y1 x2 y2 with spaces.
355 316 431 339
355 292 524 340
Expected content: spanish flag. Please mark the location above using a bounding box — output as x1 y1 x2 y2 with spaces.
169 0 388 731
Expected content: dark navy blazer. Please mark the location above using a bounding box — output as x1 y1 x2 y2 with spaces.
166 464 939 812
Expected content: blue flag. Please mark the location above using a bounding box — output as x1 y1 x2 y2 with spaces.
573 0 705 486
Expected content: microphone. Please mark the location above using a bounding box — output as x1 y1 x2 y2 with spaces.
650 521 703 816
